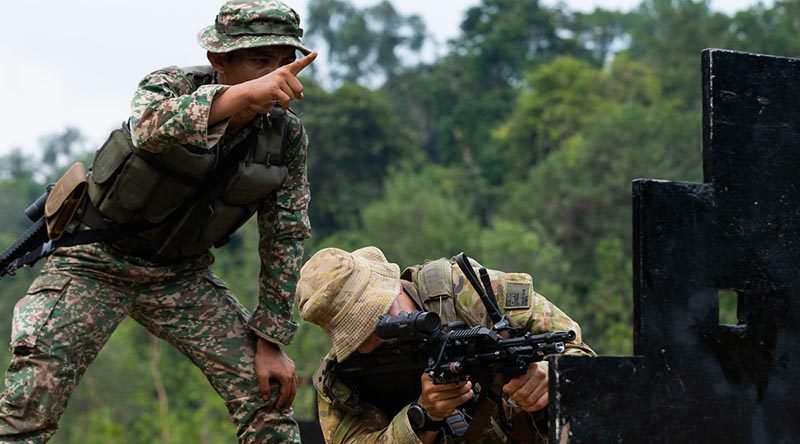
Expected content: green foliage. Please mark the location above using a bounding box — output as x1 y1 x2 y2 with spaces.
566 8 628 66
296 80 423 238
456 0 590 84
727 1 800 58
382 0 599 179
306 0 426 85
583 237 633 355
621 0 800 107
500 103 701 290
476 220 575 312
493 54 668 180
495 52 699 290
335 165 483 267
623 0 735 106
40 127 88 182
718 290 739 325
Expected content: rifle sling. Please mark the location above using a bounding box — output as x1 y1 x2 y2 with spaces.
1 217 156 277
462 374 504 441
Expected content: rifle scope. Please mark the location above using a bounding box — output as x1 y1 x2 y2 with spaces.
375 311 441 341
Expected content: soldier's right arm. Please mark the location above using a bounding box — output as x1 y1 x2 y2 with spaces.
130 66 231 153
128 52 316 154
207 52 316 124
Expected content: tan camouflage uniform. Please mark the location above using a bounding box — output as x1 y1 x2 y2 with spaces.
312 258 594 444
0 1 311 442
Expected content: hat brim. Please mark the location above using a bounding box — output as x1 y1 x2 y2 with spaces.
197 25 313 55
329 255 400 362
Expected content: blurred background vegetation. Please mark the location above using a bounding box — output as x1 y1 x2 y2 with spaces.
0 0 788 441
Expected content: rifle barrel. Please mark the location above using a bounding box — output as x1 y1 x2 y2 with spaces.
499 330 576 347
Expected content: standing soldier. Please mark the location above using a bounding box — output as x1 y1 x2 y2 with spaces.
0 1 316 443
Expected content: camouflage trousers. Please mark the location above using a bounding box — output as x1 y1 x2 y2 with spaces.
0 243 300 444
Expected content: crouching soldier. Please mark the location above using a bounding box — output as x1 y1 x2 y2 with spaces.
297 247 595 444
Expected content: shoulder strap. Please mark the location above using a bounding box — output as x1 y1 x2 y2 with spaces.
416 258 461 326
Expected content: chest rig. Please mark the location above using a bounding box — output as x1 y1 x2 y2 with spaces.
86 66 290 260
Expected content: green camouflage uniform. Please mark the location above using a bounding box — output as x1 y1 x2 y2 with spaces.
313 259 595 444
0 26 311 444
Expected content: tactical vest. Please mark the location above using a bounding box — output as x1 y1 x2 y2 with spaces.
86 66 290 260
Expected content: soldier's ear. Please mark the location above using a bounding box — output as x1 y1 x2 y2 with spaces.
207 51 228 75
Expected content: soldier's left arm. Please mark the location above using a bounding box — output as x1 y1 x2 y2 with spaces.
510 288 596 357
454 268 595 413
250 112 311 345
455 268 595 356
499 285 595 412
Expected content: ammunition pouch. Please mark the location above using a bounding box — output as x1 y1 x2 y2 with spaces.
45 162 88 241
401 258 467 327
86 106 289 259
87 127 217 225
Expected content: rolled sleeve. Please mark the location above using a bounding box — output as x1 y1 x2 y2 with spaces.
130 66 230 152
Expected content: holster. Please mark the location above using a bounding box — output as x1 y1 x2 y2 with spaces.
44 162 88 241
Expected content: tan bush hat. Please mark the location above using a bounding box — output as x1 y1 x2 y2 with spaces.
298 247 401 361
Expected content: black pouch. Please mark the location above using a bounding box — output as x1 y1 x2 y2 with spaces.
136 143 215 182
141 175 196 223
87 128 133 209
222 162 288 205
113 156 161 211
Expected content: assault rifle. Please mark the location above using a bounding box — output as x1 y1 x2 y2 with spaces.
329 252 575 438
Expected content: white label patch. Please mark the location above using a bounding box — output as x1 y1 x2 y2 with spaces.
504 283 531 309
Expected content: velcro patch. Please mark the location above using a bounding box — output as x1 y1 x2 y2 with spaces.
504 283 531 310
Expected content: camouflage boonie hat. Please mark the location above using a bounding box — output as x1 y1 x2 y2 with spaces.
298 247 401 361
198 0 313 54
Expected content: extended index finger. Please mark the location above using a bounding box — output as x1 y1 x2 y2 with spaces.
286 51 318 75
